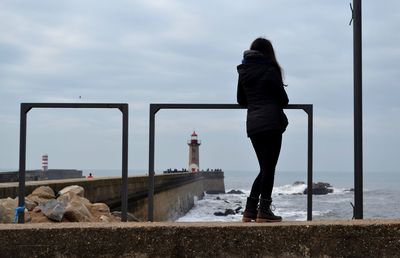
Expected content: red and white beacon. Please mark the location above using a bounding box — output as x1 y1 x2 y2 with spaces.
188 131 201 172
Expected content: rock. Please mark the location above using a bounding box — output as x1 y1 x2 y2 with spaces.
225 209 235 215
99 215 112 222
293 181 306 185
33 206 42 213
39 199 66 222
214 209 236 216
111 211 140 222
27 186 56 205
213 211 226 216
24 198 37 211
28 210 53 223
99 214 120 223
0 198 17 223
31 186 55 199
89 203 110 214
64 200 93 222
303 182 334 195
58 185 85 197
26 194 51 206
227 190 244 194
57 192 90 207
215 197 221 200
235 206 242 213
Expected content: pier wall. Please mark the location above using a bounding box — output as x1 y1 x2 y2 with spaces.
0 169 83 183
0 171 225 221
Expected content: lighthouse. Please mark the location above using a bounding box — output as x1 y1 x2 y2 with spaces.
41 154 48 180
188 131 201 172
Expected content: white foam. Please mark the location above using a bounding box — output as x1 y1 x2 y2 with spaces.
273 183 307 195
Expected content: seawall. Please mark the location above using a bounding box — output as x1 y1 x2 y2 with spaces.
0 169 83 183
0 171 225 221
1 220 400 257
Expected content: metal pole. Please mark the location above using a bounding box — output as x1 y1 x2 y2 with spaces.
353 0 363 219
148 105 156 221
18 104 27 223
121 105 129 222
307 106 313 221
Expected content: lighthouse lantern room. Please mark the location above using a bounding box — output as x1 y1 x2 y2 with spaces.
188 131 201 172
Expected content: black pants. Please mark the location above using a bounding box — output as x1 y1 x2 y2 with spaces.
249 130 283 200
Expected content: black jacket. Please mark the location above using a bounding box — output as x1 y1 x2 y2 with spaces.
237 50 289 137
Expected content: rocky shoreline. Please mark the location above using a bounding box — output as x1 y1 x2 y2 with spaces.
0 185 132 223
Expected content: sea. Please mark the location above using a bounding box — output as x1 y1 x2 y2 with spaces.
175 170 400 222
2 168 399 221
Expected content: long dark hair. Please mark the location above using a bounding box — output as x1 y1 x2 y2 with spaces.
250 37 285 83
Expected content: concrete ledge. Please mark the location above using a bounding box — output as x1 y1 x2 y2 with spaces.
1 219 400 257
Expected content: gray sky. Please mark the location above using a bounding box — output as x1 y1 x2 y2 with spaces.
1 1 399 177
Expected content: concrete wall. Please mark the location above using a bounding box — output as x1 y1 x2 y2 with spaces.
1 220 400 257
0 171 225 221
0 169 83 183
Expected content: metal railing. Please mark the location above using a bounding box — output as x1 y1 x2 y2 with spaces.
18 103 129 223
148 103 313 221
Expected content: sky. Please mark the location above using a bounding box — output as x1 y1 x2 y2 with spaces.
1 1 400 179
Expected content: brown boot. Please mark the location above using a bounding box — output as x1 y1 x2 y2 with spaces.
256 198 282 223
242 197 258 222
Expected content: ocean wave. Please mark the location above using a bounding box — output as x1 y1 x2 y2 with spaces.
273 183 308 195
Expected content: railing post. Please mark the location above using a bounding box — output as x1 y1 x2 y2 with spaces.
18 104 28 223
353 0 363 220
148 104 157 221
306 105 313 221
121 105 129 222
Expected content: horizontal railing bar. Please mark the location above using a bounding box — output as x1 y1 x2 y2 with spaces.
21 103 128 110
150 103 311 111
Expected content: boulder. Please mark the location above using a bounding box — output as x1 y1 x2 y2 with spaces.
234 206 242 213
226 190 245 194
64 200 93 222
31 186 55 199
39 199 66 222
27 186 56 205
99 214 120 223
111 211 140 222
213 211 225 216
225 209 236 215
303 182 334 195
89 203 110 214
57 192 90 207
213 209 236 216
99 215 112 222
26 194 51 206
24 198 37 211
0 198 17 223
58 185 84 197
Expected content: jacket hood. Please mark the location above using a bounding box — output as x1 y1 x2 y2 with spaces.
237 50 273 84
241 50 271 65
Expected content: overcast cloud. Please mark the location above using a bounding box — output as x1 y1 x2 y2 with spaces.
1 1 400 179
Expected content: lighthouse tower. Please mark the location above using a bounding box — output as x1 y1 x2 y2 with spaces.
41 154 48 180
188 131 201 172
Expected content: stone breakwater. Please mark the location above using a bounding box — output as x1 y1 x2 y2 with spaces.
0 185 131 223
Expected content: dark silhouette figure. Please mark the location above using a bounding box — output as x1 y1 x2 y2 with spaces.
237 38 289 223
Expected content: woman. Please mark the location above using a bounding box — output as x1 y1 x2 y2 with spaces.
237 38 289 223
